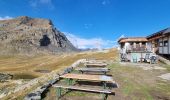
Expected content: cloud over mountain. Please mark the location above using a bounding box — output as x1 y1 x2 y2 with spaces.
0 16 13 20
65 32 115 49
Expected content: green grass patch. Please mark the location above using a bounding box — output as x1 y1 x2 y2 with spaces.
109 63 154 100
67 91 87 96
156 80 170 95
13 73 38 79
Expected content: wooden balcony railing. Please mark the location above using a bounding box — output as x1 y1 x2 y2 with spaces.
126 45 148 53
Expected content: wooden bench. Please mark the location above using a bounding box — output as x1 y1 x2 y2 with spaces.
53 84 115 100
75 68 110 75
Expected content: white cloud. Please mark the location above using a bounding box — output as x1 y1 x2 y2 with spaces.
114 34 125 43
29 0 54 9
102 1 106 5
30 1 37 8
0 16 13 20
39 0 52 4
84 24 93 29
101 0 110 5
119 34 125 39
65 32 115 49
113 34 125 48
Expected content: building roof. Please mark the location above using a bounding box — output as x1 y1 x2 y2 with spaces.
147 27 170 39
117 27 170 43
118 37 148 43
163 28 170 34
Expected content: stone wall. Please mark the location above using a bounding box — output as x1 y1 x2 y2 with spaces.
23 59 86 100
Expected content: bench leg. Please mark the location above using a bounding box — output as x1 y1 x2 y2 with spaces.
102 93 108 100
56 87 62 100
104 71 106 75
103 82 107 89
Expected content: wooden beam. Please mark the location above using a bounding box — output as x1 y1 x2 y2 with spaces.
168 35 170 54
53 84 115 94
148 35 163 41
75 68 110 72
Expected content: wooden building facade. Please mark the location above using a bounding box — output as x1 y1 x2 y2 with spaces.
147 28 170 59
118 37 152 62
118 27 170 62
118 37 148 53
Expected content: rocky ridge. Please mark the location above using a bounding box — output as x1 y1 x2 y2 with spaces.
0 16 78 55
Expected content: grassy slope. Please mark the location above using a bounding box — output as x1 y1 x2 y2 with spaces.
0 49 118 99
0 49 118 77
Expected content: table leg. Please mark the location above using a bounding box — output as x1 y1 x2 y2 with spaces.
80 71 83 74
69 78 73 85
65 78 73 85
56 87 61 100
65 78 73 93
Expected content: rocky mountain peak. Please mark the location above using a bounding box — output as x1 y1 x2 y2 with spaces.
0 16 78 55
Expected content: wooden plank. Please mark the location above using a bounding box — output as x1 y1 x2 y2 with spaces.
53 84 114 94
75 68 110 72
86 63 107 65
86 63 108 67
86 62 107 64
60 73 115 83
86 60 107 64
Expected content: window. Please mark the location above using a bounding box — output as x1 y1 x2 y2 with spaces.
164 40 168 46
159 42 163 46
142 42 145 45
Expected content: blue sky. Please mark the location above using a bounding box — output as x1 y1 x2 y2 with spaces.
0 0 170 49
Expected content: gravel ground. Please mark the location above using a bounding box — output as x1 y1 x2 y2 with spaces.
158 73 170 81
120 62 166 70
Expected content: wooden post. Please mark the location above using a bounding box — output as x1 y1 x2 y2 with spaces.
168 35 170 54
162 37 163 54
140 52 142 63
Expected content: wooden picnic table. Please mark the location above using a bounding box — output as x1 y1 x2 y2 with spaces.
85 63 108 67
60 73 115 83
56 73 116 100
75 68 110 74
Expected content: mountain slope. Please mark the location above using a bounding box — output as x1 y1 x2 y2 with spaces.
0 16 78 54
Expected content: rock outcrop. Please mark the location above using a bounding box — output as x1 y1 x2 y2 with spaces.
0 73 13 82
0 16 78 55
